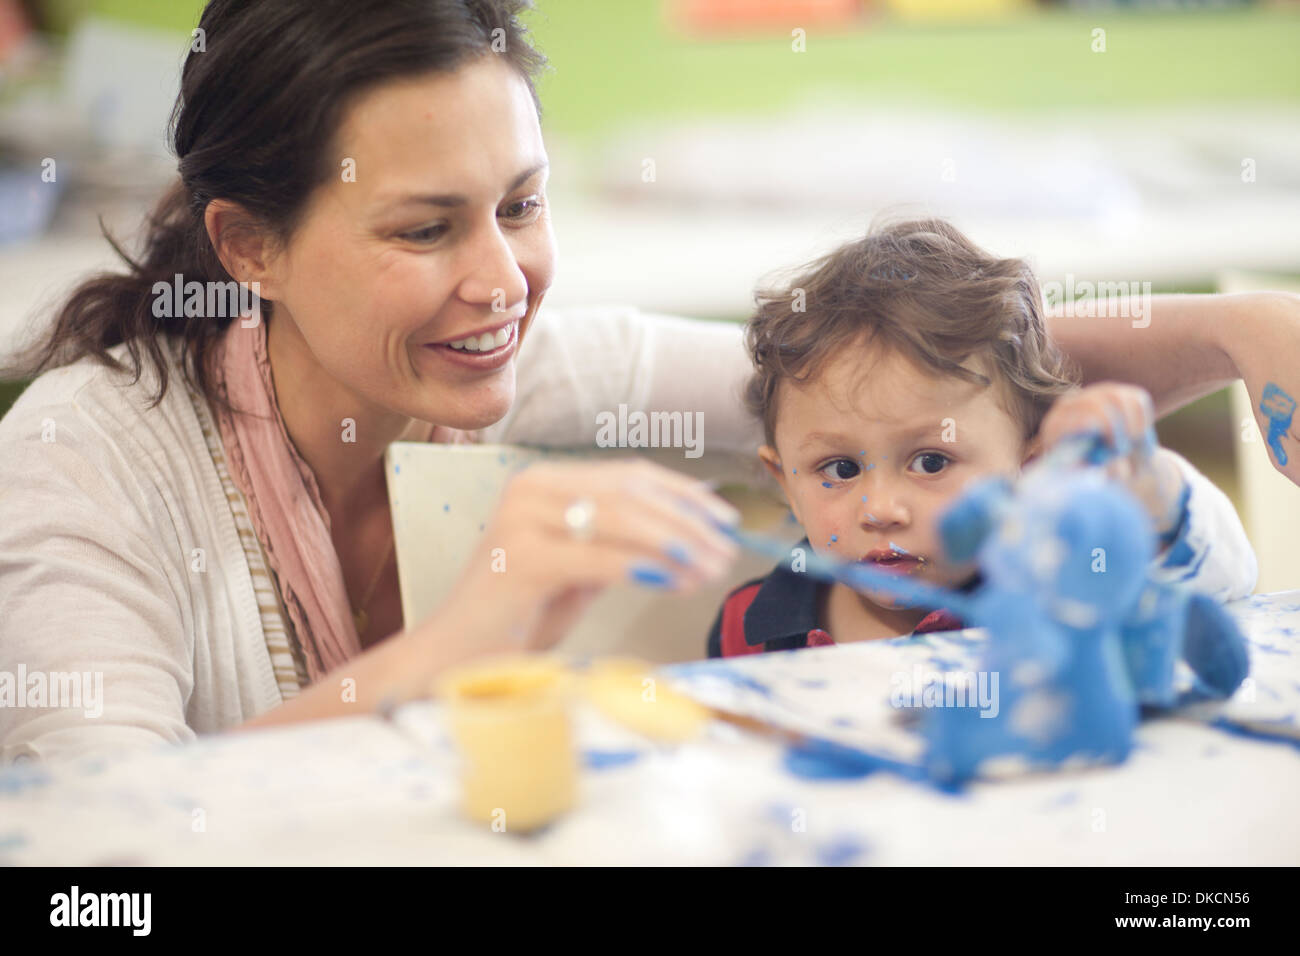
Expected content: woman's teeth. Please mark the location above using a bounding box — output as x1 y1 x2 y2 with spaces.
446 323 514 351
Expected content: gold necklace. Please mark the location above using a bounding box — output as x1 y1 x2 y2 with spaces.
351 529 394 638
351 421 436 638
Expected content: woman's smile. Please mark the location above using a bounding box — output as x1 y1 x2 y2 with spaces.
419 317 518 371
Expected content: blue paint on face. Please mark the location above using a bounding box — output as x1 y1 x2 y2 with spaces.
861 496 868 503
628 563 675 589
443 503 450 512
859 450 866 456
583 749 643 770
1259 382 1296 466
822 481 833 489
830 535 838 543
792 468 797 474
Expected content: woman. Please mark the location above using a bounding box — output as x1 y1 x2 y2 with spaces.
1 0 1295 763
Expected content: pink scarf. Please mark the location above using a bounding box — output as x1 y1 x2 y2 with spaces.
209 315 476 683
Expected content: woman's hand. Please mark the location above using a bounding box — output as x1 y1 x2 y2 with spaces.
1036 382 1188 540
418 457 741 663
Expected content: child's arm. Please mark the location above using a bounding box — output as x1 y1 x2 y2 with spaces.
1144 448 1257 602
1037 382 1257 602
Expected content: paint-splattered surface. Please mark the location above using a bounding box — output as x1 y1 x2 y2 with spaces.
0 592 1297 865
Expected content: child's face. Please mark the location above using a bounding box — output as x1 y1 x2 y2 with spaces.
759 338 1031 611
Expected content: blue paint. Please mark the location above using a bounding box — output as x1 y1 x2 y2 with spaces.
783 737 925 782
1207 717 1300 753
859 450 866 456
664 541 692 566
816 835 868 866
628 563 675 589
394 464 401 475
0 765 52 794
443 503 450 512
822 481 833 489
583 749 643 770
861 496 868 503
865 463 876 471
688 663 773 698
1259 382 1296 466
791 468 796 474
784 739 881 779
830 535 838 543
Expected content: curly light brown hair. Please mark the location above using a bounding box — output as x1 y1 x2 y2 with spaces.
743 216 1079 448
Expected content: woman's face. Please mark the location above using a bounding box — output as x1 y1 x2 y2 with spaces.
261 54 556 431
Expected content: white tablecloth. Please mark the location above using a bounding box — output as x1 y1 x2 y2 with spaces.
2 592 1297 866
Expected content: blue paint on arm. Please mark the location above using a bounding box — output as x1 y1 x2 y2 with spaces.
1259 382 1296 466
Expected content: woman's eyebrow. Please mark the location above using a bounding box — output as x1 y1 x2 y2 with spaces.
377 161 548 210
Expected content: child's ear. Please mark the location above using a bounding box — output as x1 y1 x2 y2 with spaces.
757 444 785 484
758 444 802 524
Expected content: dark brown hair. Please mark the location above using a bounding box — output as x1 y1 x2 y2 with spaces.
3 0 547 410
743 216 1078 447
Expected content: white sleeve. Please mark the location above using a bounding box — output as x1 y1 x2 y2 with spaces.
1147 448 1258 602
478 305 765 455
0 401 196 765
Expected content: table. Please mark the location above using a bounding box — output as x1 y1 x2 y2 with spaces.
2 592 1298 866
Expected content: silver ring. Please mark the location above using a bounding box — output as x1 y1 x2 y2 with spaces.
563 498 597 541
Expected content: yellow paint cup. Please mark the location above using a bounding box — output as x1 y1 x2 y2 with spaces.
437 656 577 833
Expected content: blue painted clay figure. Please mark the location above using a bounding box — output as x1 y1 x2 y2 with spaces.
719 429 1251 785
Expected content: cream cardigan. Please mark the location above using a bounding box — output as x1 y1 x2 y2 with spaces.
0 306 762 764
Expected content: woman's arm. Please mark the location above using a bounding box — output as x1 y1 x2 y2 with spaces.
1047 292 1292 414
1048 291 1300 485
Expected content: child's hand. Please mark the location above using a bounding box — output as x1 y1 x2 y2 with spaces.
1037 383 1188 543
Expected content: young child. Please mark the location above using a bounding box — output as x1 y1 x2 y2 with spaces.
708 218 1257 658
